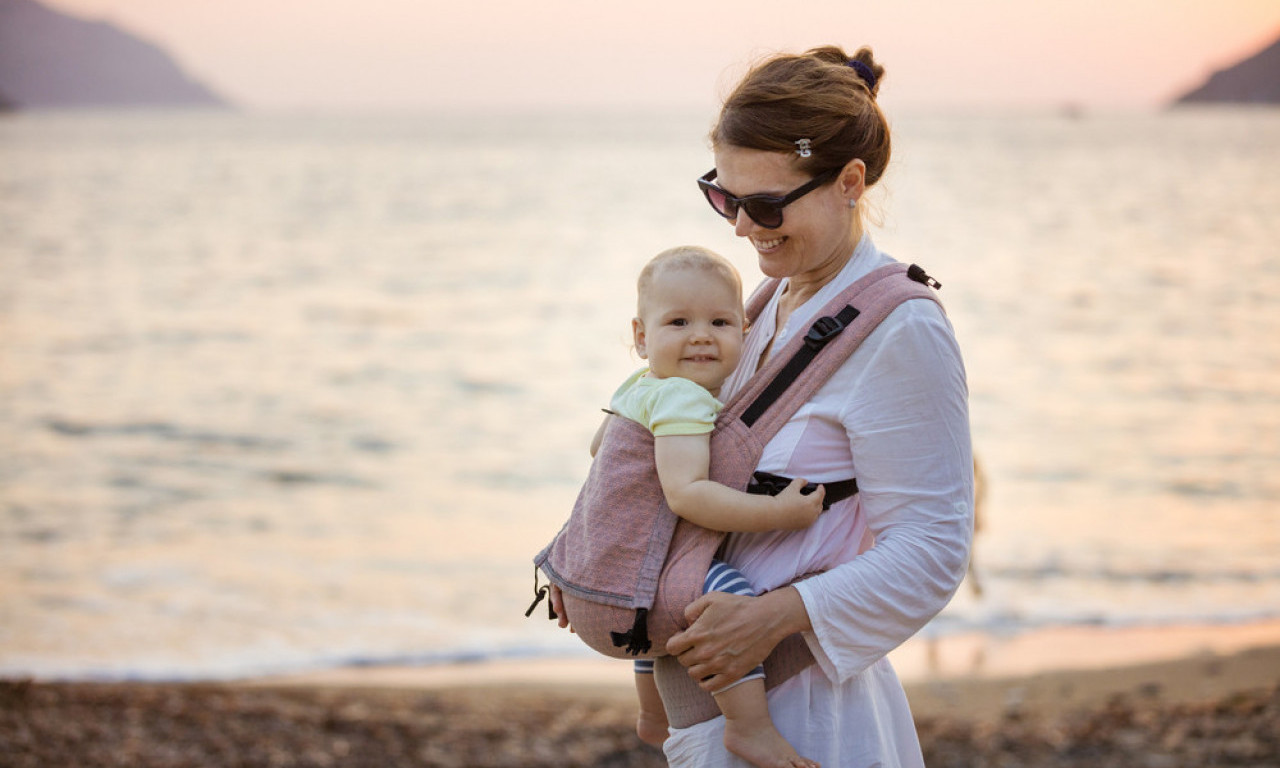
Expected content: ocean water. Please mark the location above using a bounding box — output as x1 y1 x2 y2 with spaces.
1 107 1278 681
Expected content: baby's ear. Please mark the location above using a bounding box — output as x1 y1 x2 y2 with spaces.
631 317 648 359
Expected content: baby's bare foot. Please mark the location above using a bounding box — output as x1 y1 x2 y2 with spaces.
723 717 819 768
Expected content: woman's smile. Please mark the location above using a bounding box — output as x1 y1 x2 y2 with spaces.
751 235 786 253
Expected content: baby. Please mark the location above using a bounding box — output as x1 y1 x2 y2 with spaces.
595 245 823 768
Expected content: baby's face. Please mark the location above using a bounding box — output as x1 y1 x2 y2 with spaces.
632 267 745 396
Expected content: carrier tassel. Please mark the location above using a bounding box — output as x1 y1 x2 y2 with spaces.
525 569 556 620
610 608 652 656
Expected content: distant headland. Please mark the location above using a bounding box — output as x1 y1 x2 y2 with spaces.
0 0 229 110
1173 32 1280 105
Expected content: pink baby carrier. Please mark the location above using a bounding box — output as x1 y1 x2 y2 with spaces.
531 262 942 725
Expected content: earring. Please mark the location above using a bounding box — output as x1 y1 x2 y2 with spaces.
848 198 858 208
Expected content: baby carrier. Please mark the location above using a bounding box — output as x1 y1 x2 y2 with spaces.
530 262 942 721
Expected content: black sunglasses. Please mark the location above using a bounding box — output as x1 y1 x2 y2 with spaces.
698 167 841 229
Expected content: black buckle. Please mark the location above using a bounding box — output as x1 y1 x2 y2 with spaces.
748 470 820 498
907 264 941 290
747 470 792 496
804 315 845 350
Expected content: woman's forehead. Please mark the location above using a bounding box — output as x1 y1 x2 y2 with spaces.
712 146 808 193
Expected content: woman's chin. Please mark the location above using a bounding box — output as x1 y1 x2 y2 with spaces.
756 256 793 280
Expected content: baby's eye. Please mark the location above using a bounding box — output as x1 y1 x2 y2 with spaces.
712 318 733 327
669 318 688 327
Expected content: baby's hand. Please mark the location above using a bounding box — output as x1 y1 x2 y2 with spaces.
550 584 575 632
774 478 825 529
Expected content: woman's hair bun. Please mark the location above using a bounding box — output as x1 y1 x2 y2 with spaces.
806 45 884 99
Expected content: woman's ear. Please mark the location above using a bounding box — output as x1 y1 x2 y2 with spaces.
838 158 867 204
631 317 648 359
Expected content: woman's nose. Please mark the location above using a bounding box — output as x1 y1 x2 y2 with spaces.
732 209 755 237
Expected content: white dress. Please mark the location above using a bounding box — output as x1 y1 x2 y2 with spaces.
663 236 974 768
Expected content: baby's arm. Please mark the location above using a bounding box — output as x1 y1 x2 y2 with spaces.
654 433 824 532
589 414 610 458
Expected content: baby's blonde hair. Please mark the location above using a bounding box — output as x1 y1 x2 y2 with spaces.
636 245 743 317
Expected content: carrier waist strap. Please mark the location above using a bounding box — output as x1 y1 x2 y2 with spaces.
746 471 858 510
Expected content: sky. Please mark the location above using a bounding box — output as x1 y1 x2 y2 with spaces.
44 0 1280 112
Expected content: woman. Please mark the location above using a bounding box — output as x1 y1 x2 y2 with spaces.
661 45 974 766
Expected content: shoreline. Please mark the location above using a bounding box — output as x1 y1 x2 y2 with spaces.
5 622 1280 767
244 618 1280 700
233 619 1280 727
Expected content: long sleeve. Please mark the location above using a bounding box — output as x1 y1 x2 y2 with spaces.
794 298 973 682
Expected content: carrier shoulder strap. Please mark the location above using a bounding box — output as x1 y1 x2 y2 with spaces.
724 261 941 434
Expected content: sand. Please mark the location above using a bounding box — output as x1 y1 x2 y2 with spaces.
4 623 1279 767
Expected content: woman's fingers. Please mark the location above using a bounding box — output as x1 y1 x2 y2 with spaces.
668 592 765 682
668 587 811 687
666 593 714 658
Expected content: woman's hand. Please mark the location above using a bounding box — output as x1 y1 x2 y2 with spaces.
665 587 810 692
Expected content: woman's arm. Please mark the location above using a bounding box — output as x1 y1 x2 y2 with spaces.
654 434 824 532
793 304 973 681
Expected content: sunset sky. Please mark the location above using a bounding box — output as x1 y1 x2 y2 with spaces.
42 0 1280 111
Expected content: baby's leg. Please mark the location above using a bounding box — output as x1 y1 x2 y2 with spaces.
633 659 669 746
705 561 819 768
715 677 818 768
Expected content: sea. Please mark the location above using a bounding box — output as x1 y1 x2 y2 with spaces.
1 106 1278 682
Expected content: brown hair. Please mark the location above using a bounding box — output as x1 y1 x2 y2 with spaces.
712 45 891 186
636 245 743 317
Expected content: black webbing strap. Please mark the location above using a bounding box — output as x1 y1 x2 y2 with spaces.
739 303 861 428
746 470 858 510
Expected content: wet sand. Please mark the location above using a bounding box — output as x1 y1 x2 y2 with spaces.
4 623 1279 767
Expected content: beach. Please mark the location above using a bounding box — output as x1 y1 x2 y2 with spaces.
5 623 1279 767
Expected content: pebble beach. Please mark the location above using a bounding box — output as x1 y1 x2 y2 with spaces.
5 627 1278 767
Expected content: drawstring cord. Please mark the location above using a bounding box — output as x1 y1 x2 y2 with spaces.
524 568 556 620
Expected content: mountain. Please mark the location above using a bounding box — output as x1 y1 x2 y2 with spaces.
1174 33 1280 105
0 0 228 109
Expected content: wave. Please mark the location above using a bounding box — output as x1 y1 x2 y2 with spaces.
0 644 591 685
923 607 1280 639
980 564 1280 585
45 418 289 451
11 610 1280 684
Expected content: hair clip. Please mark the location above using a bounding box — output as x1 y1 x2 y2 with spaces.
847 59 877 90
795 139 813 158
